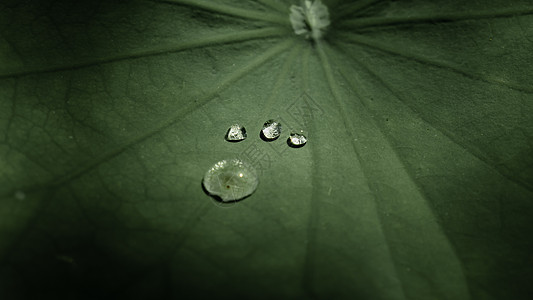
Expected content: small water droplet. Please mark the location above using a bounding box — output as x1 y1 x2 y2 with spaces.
261 119 281 141
203 158 258 202
287 132 307 148
68 135 74 139
225 124 247 142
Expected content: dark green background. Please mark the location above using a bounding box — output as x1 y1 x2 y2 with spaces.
1 0 532 299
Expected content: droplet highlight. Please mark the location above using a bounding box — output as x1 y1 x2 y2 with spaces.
261 119 282 141
203 158 259 202
225 124 247 142
287 132 307 148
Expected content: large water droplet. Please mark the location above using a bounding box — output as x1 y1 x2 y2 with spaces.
203 158 259 202
261 119 282 141
287 132 307 148
225 124 247 142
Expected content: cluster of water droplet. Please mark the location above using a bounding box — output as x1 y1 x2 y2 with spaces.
203 120 307 202
222 120 307 147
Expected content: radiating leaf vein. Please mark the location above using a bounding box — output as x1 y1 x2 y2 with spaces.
149 0 289 25
340 6 533 28
337 33 533 93
0 28 286 79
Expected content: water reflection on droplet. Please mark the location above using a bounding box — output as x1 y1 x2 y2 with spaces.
261 119 281 141
225 124 247 142
287 132 307 148
202 158 258 202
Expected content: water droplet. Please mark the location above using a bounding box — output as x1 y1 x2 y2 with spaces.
225 124 247 142
287 132 307 148
203 158 258 202
261 119 281 141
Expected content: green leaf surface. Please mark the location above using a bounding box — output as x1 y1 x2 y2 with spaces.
1 0 532 299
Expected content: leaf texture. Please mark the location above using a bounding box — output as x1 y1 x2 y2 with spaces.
0 0 532 299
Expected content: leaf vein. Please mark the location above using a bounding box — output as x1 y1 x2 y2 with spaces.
338 33 533 94
340 6 533 29
149 0 289 25
0 28 286 79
